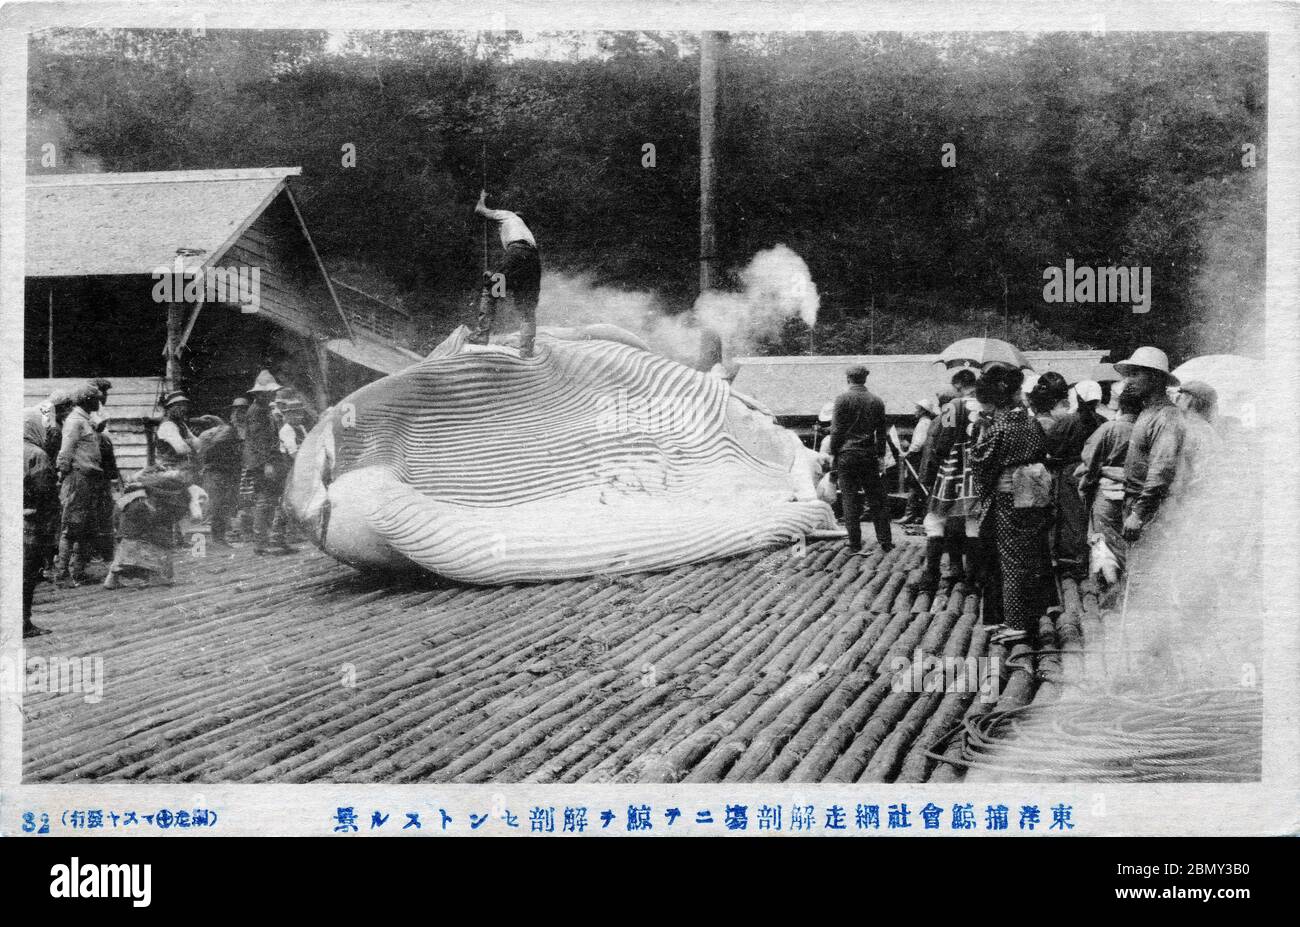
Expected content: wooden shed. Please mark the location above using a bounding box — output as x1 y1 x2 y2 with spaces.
24 167 420 442
731 349 1110 443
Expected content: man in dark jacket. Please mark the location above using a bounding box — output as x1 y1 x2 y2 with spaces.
194 414 243 547
243 370 295 555
23 414 57 636
829 364 893 553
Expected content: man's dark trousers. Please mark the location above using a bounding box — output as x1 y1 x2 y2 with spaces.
204 469 240 543
472 241 541 355
837 450 892 550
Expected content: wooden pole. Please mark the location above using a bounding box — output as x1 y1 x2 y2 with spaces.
1002 270 1009 340
482 140 489 273
165 302 181 391
47 285 54 378
699 31 723 294
313 337 332 410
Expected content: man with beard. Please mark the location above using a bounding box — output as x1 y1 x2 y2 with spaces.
1114 347 1188 546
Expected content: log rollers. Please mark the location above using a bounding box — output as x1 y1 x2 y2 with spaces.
284 325 835 584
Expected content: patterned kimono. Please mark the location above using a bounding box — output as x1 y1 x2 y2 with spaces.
969 406 1052 633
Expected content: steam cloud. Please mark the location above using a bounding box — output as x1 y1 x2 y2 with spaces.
537 244 820 367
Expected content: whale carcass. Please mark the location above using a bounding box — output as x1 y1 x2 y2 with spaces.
283 325 836 584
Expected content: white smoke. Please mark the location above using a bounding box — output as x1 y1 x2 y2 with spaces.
693 244 820 357
537 244 820 367
1107 425 1264 692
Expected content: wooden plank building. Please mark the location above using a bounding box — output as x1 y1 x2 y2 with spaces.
732 349 1111 442
24 167 421 477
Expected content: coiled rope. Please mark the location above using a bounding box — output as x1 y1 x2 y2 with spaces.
924 686 1261 782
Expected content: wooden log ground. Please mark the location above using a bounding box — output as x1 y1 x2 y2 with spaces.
22 536 1093 784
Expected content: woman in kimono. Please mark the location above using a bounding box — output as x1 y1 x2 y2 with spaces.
1029 372 1089 581
969 363 1053 647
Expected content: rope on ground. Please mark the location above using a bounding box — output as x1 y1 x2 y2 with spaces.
923 687 1261 782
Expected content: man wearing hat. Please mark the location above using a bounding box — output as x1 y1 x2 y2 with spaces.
900 396 939 525
828 364 893 554
156 390 199 473
1072 380 1105 435
34 388 74 461
243 370 295 554
1172 380 1225 496
1115 347 1188 544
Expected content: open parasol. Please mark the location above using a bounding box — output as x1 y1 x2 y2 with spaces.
936 337 1030 370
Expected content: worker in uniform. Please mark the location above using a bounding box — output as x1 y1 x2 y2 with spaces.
471 189 542 358
243 370 296 555
827 364 893 554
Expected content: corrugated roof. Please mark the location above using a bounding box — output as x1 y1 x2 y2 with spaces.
731 350 1108 418
26 168 301 277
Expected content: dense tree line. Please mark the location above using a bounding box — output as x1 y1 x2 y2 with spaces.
27 29 1265 360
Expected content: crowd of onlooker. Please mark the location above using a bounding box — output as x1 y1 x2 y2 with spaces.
819 346 1240 649
22 371 314 638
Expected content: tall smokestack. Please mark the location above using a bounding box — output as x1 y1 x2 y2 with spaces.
699 31 724 294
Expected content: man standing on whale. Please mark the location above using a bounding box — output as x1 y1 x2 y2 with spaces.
471 189 542 358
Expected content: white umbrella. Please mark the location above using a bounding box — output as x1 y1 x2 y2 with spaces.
936 337 1030 370
1169 354 1261 424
